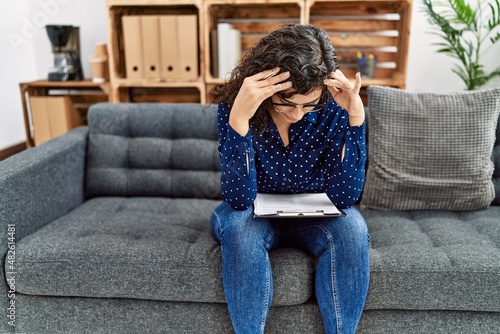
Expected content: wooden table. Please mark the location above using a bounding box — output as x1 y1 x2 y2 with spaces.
19 80 109 148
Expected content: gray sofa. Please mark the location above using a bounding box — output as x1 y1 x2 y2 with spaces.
1 102 499 334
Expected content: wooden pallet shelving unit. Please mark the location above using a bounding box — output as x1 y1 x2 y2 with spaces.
107 0 412 104
306 0 412 89
107 0 206 103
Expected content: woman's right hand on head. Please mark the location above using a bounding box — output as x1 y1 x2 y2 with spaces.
229 68 292 136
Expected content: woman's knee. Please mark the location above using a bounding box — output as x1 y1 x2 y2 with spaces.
320 208 369 247
211 201 279 249
343 208 369 236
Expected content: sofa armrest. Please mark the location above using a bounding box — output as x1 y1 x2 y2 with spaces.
0 127 88 331
0 126 88 239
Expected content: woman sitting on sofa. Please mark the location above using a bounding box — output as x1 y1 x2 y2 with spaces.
209 24 369 334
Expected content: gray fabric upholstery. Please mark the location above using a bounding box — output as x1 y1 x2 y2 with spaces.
494 178 500 205
493 127 500 203
358 309 500 334
0 127 87 334
361 86 500 211
14 294 325 334
14 199 500 312
362 206 500 312
14 197 314 306
2 102 500 333
85 103 221 199
14 294 500 334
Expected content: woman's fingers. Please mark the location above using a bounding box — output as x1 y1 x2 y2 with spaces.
251 67 280 81
273 80 293 92
257 80 293 99
328 70 355 90
259 68 280 81
260 70 292 88
324 69 363 99
335 75 355 90
237 68 293 110
250 68 293 97
251 68 291 86
354 72 362 91
325 79 344 89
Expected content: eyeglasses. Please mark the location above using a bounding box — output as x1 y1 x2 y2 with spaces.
271 87 327 114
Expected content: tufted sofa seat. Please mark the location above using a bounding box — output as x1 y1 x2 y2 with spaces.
363 208 500 311
1 103 499 333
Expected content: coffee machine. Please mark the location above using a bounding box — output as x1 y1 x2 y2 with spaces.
46 25 83 81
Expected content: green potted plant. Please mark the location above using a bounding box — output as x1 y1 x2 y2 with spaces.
422 0 500 90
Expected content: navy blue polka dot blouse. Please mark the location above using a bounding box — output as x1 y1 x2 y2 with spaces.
217 98 367 211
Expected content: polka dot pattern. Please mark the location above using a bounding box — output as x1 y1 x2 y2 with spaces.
217 99 367 210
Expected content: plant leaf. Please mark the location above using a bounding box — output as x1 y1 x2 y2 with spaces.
448 0 477 28
422 0 463 37
483 68 500 84
451 65 470 88
491 32 500 43
487 0 500 29
436 47 454 53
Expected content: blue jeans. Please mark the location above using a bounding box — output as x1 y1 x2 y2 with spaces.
211 202 370 334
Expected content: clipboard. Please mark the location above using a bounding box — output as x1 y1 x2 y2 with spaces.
253 193 346 218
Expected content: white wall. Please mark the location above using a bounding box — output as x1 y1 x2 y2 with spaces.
0 0 108 151
1 0 499 150
406 1 500 91
0 1 37 151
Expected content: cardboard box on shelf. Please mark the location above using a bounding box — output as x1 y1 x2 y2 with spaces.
29 96 82 146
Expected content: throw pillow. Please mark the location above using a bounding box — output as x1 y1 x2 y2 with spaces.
360 86 500 211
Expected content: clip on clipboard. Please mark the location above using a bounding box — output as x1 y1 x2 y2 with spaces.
253 193 346 218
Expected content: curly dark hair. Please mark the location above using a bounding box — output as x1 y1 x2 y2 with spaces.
209 24 339 134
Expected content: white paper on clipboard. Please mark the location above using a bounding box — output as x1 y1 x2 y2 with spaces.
253 193 346 218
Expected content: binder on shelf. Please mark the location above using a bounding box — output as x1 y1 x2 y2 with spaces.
141 15 161 79
210 29 219 78
177 15 198 79
159 15 180 79
228 27 241 77
121 15 143 79
217 23 241 80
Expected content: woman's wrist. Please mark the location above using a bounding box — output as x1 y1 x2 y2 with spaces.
229 112 251 136
348 113 365 127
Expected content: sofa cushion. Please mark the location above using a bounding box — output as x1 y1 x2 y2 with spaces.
12 197 314 307
362 206 500 312
85 103 222 199
361 86 500 211
12 198 500 312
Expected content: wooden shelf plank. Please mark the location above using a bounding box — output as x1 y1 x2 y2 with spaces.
108 0 202 7
111 79 204 88
20 79 109 90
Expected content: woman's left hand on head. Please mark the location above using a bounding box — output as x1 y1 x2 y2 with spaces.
324 70 365 126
